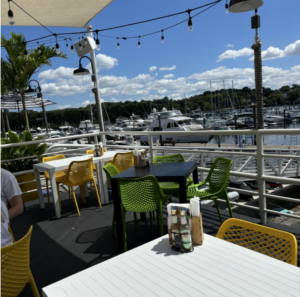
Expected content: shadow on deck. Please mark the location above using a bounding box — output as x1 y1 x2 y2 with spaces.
11 191 300 296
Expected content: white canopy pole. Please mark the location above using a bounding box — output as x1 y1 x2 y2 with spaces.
87 25 105 144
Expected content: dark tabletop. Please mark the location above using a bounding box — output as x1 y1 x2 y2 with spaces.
112 162 197 180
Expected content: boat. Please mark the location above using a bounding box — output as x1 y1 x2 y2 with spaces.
78 120 99 133
264 115 284 123
140 108 210 144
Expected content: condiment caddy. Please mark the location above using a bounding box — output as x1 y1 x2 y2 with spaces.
167 197 204 252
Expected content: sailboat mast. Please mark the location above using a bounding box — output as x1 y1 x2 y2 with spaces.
210 81 213 116
232 80 235 111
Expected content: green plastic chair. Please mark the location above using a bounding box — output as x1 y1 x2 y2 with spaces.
154 154 193 197
117 175 171 252
186 157 234 224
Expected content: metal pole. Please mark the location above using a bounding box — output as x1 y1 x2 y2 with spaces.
158 114 163 146
1 109 6 135
40 97 49 134
4 109 10 131
210 81 213 117
256 132 266 224
87 25 105 144
284 109 286 129
149 135 154 163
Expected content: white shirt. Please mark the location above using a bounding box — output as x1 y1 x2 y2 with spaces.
1 169 22 247
1 200 12 247
1 169 22 205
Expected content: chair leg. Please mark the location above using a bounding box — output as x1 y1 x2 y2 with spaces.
156 209 159 227
93 179 102 209
225 195 234 219
122 207 127 252
56 183 62 212
46 179 50 205
28 269 40 297
111 210 115 237
71 186 80 217
68 186 71 199
149 211 153 235
80 185 86 204
134 212 139 238
214 200 223 224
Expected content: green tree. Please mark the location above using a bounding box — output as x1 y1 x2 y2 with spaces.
1 32 67 130
280 85 291 92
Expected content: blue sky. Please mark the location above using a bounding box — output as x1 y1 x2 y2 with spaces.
1 0 300 111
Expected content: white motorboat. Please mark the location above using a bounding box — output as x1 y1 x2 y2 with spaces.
140 108 210 144
264 115 284 123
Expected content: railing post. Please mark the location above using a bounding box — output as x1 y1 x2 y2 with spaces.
256 131 267 225
200 153 204 181
278 151 282 176
149 135 154 163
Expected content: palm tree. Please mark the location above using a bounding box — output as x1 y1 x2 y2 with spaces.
1 32 67 130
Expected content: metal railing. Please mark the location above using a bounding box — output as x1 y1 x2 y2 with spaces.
2 128 300 224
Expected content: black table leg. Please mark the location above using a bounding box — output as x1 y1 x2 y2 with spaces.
111 178 124 251
140 213 146 222
192 167 199 184
178 177 187 203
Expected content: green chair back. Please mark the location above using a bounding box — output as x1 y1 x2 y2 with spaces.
117 175 164 213
206 157 233 196
103 163 120 183
154 154 185 164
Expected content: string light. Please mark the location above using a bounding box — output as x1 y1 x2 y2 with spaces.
187 9 193 33
78 37 82 51
23 43 28 61
37 42 41 53
84 38 88 45
17 51 21 59
95 30 100 50
65 38 69 50
69 38 74 54
138 36 141 49
225 0 229 13
161 30 164 44
117 37 120 49
8 0 15 25
54 34 60 54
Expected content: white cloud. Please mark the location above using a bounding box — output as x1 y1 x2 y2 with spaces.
149 66 157 72
157 89 169 94
94 53 118 70
163 74 174 79
226 44 234 48
217 40 300 62
55 105 72 110
217 48 252 62
159 65 176 71
38 66 75 80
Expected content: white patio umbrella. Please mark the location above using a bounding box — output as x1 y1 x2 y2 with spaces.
1 0 114 27
1 94 56 131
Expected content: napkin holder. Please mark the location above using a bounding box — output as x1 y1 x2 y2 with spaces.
134 155 143 167
191 213 204 245
167 214 204 245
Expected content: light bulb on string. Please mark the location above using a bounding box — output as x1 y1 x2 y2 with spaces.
8 0 15 25
37 42 41 53
54 34 60 54
187 9 193 33
65 38 69 50
17 51 21 59
95 30 100 50
78 38 82 50
161 30 164 44
225 1 229 13
117 37 120 49
69 39 74 53
84 38 88 45
138 36 141 49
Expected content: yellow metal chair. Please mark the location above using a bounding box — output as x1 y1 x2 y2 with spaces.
216 218 298 266
42 155 70 209
1 226 40 297
86 149 106 192
109 151 134 172
57 158 102 216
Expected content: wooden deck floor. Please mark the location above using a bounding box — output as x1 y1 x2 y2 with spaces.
11 190 300 297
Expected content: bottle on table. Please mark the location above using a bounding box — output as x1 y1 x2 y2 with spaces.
180 210 192 251
171 209 181 250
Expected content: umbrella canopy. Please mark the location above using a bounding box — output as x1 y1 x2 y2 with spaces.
1 99 56 109
1 0 114 28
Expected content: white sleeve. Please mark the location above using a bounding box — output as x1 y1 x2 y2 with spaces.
2 172 22 201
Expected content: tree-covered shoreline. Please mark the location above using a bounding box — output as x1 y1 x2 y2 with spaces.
5 84 299 130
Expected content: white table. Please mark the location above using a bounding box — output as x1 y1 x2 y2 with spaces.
42 234 300 297
33 150 128 218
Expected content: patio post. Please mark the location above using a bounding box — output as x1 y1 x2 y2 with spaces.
149 135 154 163
256 131 266 224
4 109 11 131
87 25 105 144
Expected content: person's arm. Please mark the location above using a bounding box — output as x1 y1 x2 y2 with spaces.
8 195 24 220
